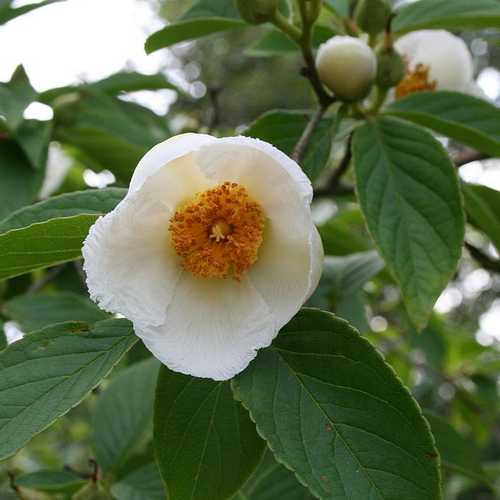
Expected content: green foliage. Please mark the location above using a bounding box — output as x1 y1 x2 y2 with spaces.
93 359 159 473
352 117 464 330
154 367 265 500
0 319 137 460
393 0 500 33
233 309 441 500
14 469 87 494
244 110 336 180
0 0 63 25
111 463 165 500
386 91 500 157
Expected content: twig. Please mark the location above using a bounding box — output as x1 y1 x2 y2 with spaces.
292 105 328 163
465 242 500 274
453 149 489 168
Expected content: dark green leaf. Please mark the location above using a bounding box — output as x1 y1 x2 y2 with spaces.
3 291 108 332
145 18 244 53
353 117 464 330
0 139 44 220
0 0 64 25
393 0 500 33
93 359 159 472
245 26 334 57
0 214 98 281
233 309 441 500
0 318 137 460
154 367 265 500
0 65 36 130
244 110 335 181
462 183 500 254
0 187 125 233
386 91 500 157
231 450 315 500
14 119 52 169
15 470 86 494
40 71 180 104
425 412 490 485
111 463 165 500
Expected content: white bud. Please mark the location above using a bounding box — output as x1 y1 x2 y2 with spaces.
316 36 377 101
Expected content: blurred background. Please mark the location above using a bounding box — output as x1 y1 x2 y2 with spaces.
1 0 500 499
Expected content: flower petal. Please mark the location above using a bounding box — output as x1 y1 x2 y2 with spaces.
82 190 182 327
129 133 216 194
137 274 276 380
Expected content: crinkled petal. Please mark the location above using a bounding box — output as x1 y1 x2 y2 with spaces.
129 133 216 194
82 190 182 327
137 274 276 380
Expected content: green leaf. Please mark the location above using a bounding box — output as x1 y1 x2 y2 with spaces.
425 412 490 485
0 0 64 25
462 183 500 254
14 119 52 169
233 309 441 500
393 0 500 33
231 450 315 500
111 463 165 500
93 358 159 473
145 17 244 53
0 139 44 220
40 71 180 104
14 470 86 494
352 117 464 330
0 318 137 460
3 292 108 332
324 0 351 17
0 187 125 233
0 65 36 130
154 367 265 500
56 93 170 182
245 26 334 57
244 110 335 181
386 91 500 157
0 214 97 282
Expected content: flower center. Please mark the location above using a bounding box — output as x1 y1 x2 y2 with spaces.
395 63 437 99
169 182 265 279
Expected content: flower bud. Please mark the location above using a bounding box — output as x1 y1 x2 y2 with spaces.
376 47 405 88
355 0 392 36
236 0 279 24
316 36 377 102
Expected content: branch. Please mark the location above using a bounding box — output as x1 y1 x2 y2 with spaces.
292 105 328 163
453 149 489 168
465 242 500 274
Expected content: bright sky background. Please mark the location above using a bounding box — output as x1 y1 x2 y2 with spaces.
1 0 500 345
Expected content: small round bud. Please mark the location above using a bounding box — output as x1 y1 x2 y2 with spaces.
316 36 377 102
355 0 391 37
236 0 279 24
376 47 405 88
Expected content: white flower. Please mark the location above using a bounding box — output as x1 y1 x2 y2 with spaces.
394 30 481 98
316 36 377 101
82 134 323 380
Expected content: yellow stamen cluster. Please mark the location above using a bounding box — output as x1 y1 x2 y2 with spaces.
395 63 437 99
169 182 265 279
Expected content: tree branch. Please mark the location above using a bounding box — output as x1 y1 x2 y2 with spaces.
292 105 328 163
465 242 500 274
453 149 489 168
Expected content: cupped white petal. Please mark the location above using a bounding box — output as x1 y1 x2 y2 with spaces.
193 136 322 326
395 30 473 92
137 274 276 380
129 133 216 194
82 189 181 327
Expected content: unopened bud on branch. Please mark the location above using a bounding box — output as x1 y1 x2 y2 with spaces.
236 0 279 24
376 47 405 88
316 36 377 101
355 0 392 37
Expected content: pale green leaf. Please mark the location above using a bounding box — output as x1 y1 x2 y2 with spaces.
14 470 86 494
352 117 464 330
